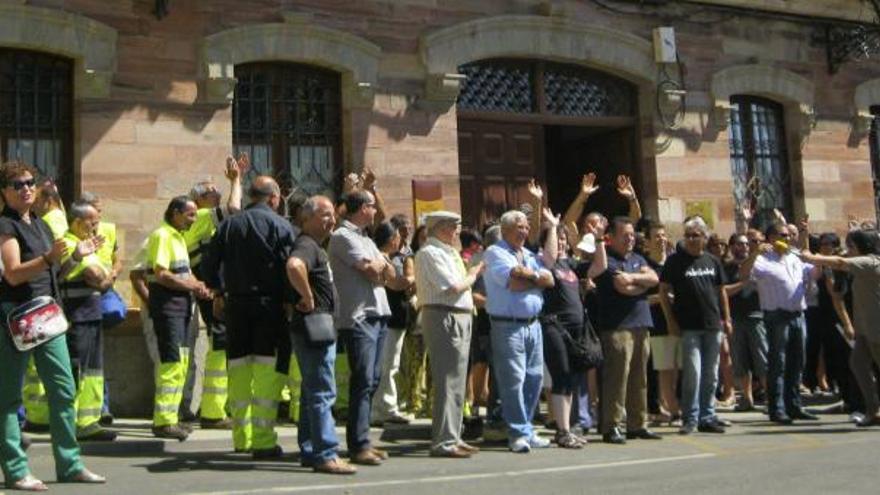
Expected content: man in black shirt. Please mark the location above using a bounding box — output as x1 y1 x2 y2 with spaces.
724 231 768 412
202 176 296 458
286 195 356 475
593 217 661 444
658 216 730 435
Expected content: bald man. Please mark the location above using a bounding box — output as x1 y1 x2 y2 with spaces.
201 176 297 458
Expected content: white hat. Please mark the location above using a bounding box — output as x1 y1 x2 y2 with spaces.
577 233 597 254
424 210 461 230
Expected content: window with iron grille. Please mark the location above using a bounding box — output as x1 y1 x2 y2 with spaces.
868 105 880 225
0 49 73 200
457 59 635 117
728 95 792 229
233 62 342 197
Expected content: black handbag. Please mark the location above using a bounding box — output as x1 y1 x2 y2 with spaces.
579 318 604 370
303 312 337 347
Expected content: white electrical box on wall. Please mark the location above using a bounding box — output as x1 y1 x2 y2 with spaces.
653 26 677 63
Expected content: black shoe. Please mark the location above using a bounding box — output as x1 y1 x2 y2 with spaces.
714 417 733 427
179 409 198 423
679 423 696 435
99 413 114 427
769 414 793 425
697 421 726 434
21 421 50 434
625 429 662 440
77 428 117 442
152 424 189 441
856 416 880 428
602 427 626 445
788 409 819 421
253 445 284 460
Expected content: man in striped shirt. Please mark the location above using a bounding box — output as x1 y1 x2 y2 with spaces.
740 222 820 424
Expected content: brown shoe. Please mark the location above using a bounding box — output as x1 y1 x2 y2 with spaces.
200 417 233 430
152 424 189 441
350 449 383 466
430 447 471 458
457 442 480 454
313 458 358 475
370 447 389 460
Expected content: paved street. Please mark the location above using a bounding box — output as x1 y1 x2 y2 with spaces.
14 407 879 495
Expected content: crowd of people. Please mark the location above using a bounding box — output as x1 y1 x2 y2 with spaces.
2 158 880 489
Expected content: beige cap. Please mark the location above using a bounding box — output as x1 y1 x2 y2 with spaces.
424 210 461 229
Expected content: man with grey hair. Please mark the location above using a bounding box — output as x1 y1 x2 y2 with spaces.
329 189 395 466
202 175 296 458
415 211 484 458
658 216 731 434
483 209 554 453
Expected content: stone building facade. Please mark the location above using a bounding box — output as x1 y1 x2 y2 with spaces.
1 0 879 284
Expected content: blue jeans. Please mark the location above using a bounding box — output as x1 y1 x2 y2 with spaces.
340 316 388 453
490 319 543 440
292 333 340 464
763 310 806 416
680 330 723 426
571 374 593 429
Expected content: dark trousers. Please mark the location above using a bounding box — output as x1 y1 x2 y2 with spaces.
803 306 823 390
340 316 388 453
197 298 227 351
66 321 103 384
763 310 806 416
225 297 282 361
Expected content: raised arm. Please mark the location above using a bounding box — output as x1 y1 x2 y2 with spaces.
562 172 599 250
224 152 247 214
525 179 544 247
617 174 641 221
798 251 850 272
540 207 560 268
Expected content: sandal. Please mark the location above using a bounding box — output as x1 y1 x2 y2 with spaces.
555 431 584 449
7 474 48 491
62 468 106 484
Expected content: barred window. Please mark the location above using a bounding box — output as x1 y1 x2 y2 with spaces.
728 95 792 229
233 63 342 197
458 59 635 118
0 49 73 200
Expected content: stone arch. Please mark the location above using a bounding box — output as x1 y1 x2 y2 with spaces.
853 79 880 134
200 14 381 107
418 15 656 104
0 4 117 99
710 65 815 134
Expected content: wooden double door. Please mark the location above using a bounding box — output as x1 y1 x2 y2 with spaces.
457 118 637 230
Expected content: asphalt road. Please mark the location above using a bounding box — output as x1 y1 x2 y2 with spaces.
14 410 879 495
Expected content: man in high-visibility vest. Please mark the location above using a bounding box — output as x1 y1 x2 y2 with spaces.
21 179 67 432
182 155 244 429
79 192 123 427
201 176 296 458
59 201 116 441
146 196 211 440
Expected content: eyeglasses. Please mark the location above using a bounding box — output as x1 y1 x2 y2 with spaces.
10 178 36 191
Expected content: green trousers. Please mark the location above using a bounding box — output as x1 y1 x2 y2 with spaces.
1 329 83 483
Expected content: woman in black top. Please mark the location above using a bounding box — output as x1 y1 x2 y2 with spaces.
0 162 104 490
539 213 606 448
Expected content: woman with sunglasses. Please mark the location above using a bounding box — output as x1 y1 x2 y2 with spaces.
0 161 105 491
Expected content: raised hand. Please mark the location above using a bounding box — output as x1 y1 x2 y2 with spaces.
47 238 67 264
343 173 361 193
361 167 377 191
526 178 543 202
772 208 787 225
581 172 599 196
542 207 560 227
616 174 636 201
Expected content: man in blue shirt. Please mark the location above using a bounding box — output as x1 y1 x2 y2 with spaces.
483 210 554 453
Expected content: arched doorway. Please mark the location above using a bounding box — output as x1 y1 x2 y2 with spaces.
456 58 639 229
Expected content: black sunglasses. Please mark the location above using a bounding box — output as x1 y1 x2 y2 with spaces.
10 178 36 191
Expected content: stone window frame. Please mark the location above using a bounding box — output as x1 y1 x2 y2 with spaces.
710 64 816 220
854 79 880 136
0 4 117 100
200 14 382 183
199 14 381 109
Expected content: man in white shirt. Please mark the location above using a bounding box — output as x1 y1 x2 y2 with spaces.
415 211 484 458
740 223 820 424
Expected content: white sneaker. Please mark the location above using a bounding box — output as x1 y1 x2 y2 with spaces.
509 437 531 453
528 434 551 449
